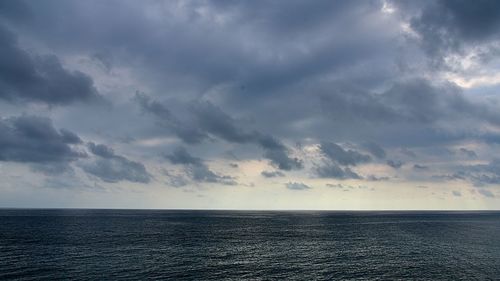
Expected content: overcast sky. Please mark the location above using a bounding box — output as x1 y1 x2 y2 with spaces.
1 0 500 209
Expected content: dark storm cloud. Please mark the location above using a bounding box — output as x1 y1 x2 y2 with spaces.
0 24 102 105
261 170 285 178
136 93 302 170
0 0 386 98
406 0 500 59
165 147 236 186
0 115 84 163
285 182 312 191
82 142 151 183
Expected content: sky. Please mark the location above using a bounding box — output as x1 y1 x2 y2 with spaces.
1 0 500 209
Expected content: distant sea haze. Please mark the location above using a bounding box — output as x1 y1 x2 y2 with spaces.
1 210 500 280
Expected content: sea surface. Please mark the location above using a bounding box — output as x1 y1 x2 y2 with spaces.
1 210 500 280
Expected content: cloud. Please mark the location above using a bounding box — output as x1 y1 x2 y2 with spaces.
164 146 203 166
313 142 368 179
1 0 500 204
319 142 371 166
165 147 236 186
30 162 75 176
285 182 312 191
400 148 417 158
413 164 429 170
43 176 103 190
459 148 477 158
477 189 495 198
0 115 84 164
0 24 102 105
261 170 285 178
431 160 500 187
366 175 390 181
136 93 302 170
81 142 151 183
452 190 461 197
315 163 362 180
362 142 386 159
257 135 303 170
134 92 207 144
326 183 367 190
387 160 404 169
407 0 500 60
459 160 500 186
87 142 116 159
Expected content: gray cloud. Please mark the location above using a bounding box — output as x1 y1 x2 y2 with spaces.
314 142 368 179
362 142 386 159
400 148 417 158
413 164 429 170
165 146 203 166
326 183 368 190
1 0 500 199
387 160 404 169
0 24 102 105
257 135 303 170
165 147 236 186
87 142 115 159
285 182 312 191
319 142 371 166
367 175 390 181
452 190 461 197
0 115 84 164
30 162 75 176
261 170 285 178
315 163 362 180
459 148 477 158
461 160 500 186
430 160 500 187
81 142 151 183
406 0 500 62
134 93 207 144
478 189 495 198
136 93 302 170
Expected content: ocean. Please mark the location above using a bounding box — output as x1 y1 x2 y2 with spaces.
1 210 499 280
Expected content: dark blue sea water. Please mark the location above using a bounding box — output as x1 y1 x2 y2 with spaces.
1 210 500 280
